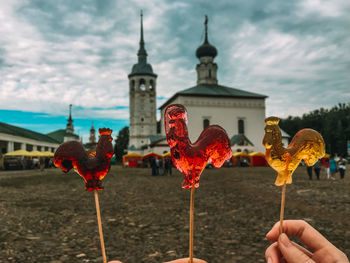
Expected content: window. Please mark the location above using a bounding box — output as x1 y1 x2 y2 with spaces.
150 79 154 91
203 119 210 129
141 117 144 122
209 69 211 78
26 144 33 151
14 142 21 151
139 79 146 91
238 119 244 134
131 80 135 91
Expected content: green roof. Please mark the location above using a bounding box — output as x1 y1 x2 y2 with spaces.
0 122 60 144
230 134 254 147
149 135 166 146
159 84 267 109
47 129 79 144
129 62 157 77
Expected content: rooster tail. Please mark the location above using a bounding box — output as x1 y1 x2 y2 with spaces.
274 171 292 186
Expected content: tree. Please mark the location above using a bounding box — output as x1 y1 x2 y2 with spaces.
114 126 129 162
279 103 350 157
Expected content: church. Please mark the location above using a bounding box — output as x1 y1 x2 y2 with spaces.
128 15 275 155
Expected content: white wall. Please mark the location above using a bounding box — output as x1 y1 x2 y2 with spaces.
160 95 266 153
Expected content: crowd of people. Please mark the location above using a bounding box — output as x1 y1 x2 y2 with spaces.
149 156 172 176
307 155 347 180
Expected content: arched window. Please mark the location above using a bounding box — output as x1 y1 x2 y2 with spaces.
150 79 154 91
238 119 244 134
139 79 146 91
209 69 211 78
131 80 135 91
203 119 210 129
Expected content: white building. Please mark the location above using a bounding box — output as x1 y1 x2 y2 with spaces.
127 16 292 155
156 17 267 154
0 104 79 158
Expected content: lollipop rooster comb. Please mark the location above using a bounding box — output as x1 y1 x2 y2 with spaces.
165 104 232 263
54 127 114 263
263 117 325 234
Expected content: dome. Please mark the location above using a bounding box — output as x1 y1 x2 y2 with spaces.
196 41 217 58
130 62 156 76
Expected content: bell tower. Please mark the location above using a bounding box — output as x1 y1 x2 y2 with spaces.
128 11 157 153
195 15 218 85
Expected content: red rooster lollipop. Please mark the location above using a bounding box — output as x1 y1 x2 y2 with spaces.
165 104 232 263
54 128 114 263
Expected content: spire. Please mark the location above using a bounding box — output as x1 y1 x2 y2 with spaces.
68 104 72 121
204 15 208 43
195 15 217 59
66 104 74 134
137 10 147 63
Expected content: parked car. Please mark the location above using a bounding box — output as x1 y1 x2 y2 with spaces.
4 156 23 170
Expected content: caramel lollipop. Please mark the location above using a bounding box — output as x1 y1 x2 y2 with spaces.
54 128 114 263
262 117 325 234
165 104 232 263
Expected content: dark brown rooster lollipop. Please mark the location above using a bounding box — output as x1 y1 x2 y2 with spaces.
54 127 114 263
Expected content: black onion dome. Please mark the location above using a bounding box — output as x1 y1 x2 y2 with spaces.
196 41 218 58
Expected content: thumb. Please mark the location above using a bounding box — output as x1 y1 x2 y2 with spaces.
278 233 315 263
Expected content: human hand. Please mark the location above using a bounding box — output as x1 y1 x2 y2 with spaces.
265 220 349 263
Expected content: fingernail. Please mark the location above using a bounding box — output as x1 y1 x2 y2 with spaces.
279 233 291 247
267 256 273 263
266 229 272 237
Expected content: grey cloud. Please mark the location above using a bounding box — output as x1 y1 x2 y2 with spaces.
0 0 349 122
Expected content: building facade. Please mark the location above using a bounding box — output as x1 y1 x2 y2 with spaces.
157 16 268 153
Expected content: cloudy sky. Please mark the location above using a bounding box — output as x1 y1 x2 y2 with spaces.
0 0 349 142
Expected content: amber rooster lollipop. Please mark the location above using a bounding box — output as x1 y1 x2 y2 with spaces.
54 128 114 263
165 104 232 263
262 117 325 234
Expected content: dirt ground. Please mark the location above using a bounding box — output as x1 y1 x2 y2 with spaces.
0 165 349 263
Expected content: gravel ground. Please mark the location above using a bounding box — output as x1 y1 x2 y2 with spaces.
0 165 349 263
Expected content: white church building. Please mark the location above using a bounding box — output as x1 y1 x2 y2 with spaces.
128 15 288 155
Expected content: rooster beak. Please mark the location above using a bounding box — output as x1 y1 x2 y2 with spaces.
264 143 272 149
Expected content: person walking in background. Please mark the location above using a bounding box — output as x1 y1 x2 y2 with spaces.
159 158 164 176
313 159 321 180
155 158 160 175
330 156 337 180
164 157 172 175
338 156 346 179
324 157 330 179
150 157 157 176
307 166 313 180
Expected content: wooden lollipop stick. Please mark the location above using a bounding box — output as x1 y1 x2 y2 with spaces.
94 189 107 263
279 182 287 234
188 184 195 263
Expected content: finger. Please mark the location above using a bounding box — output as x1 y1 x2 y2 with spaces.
278 233 316 263
265 242 283 263
108 261 123 263
291 241 313 258
266 220 330 251
164 258 207 263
